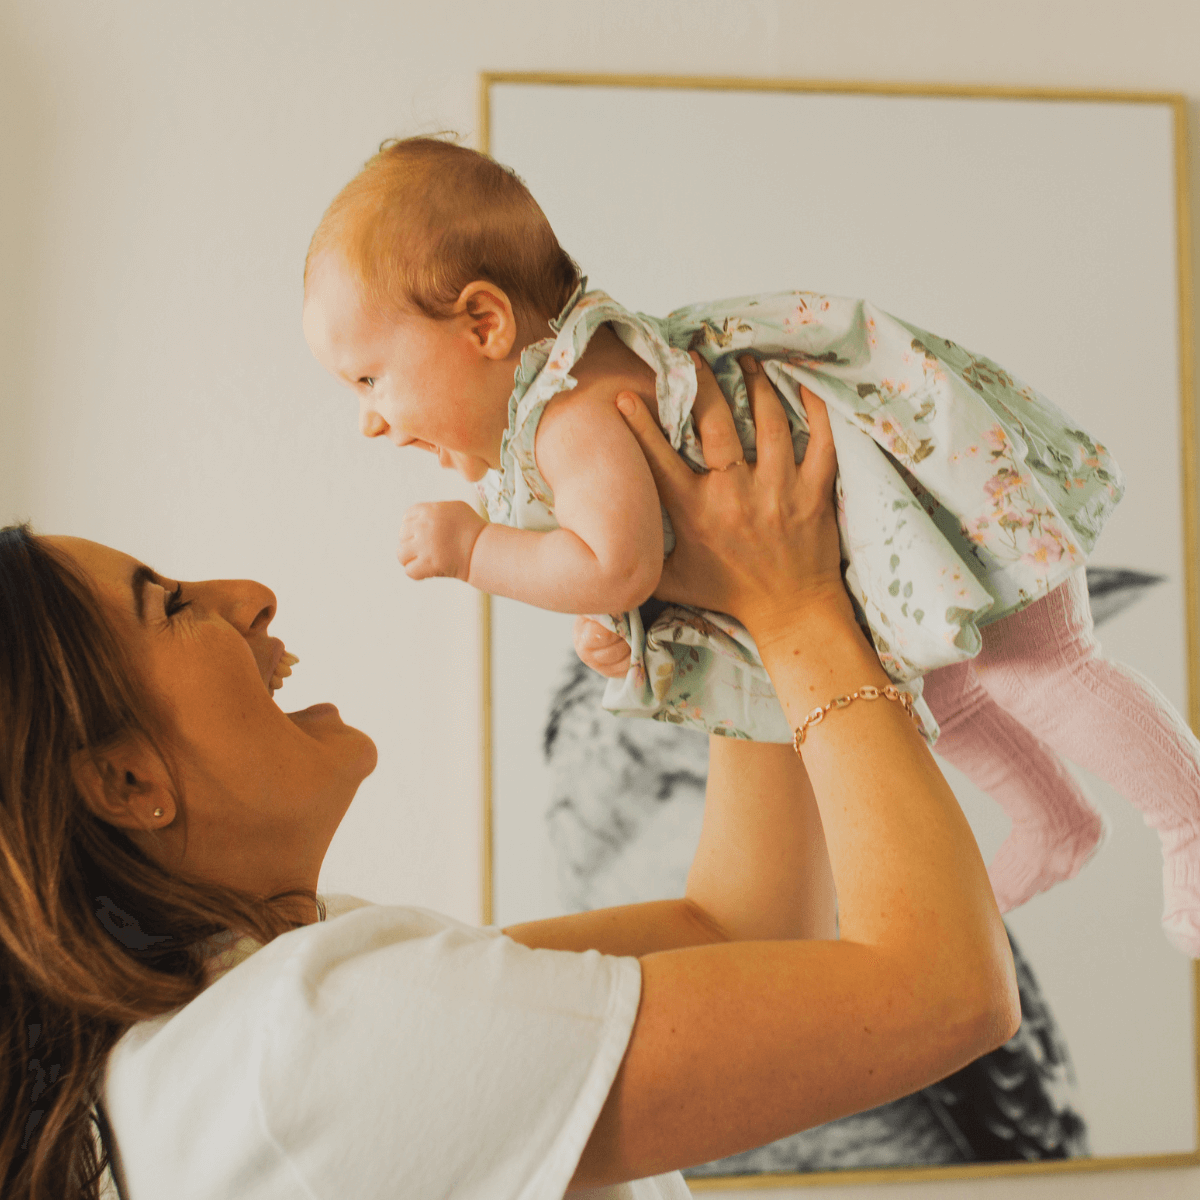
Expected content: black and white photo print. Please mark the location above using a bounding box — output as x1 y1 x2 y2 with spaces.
484 77 1199 1187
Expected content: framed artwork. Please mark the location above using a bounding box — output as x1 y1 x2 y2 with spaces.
477 73 1198 1189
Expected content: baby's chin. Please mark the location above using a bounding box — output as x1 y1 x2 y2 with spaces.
453 457 491 483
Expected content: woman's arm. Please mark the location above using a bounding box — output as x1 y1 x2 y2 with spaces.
507 353 839 956
506 355 835 955
686 737 837 942
567 362 1019 1187
504 735 836 955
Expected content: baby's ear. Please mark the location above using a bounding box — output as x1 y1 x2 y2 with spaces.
457 281 518 358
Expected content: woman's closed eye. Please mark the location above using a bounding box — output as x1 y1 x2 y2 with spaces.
166 583 191 618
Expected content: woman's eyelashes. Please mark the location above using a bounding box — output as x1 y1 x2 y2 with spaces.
165 582 191 618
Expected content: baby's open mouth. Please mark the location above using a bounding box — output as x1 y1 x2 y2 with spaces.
269 650 299 696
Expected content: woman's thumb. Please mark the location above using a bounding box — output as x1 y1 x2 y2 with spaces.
615 391 691 502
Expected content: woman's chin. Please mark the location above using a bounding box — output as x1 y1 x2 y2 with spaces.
286 702 341 722
285 704 378 775
357 737 379 778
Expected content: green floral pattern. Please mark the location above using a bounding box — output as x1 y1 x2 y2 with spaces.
477 286 1124 743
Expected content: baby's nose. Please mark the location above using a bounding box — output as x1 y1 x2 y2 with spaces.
359 405 387 438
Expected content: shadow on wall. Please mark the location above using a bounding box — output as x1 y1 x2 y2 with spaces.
540 567 1162 1176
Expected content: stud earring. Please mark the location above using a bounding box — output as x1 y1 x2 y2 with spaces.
152 807 164 819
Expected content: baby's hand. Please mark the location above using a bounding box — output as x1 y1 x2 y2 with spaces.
572 616 632 678
398 501 486 582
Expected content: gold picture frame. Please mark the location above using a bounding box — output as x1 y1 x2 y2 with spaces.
477 71 1199 1190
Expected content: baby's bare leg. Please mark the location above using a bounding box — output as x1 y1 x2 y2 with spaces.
923 659 1106 914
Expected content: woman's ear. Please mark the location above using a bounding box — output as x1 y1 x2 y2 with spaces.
455 281 519 359
70 738 176 831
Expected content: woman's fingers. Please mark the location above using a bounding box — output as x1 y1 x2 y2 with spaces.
796 385 839 501
688 351 744 471
619 367 845 624
615 391 697 508
740 356 792 484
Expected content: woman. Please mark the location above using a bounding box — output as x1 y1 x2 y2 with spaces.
0 369 1018 1199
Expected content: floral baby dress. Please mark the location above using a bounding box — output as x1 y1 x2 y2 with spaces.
476 281 1124 742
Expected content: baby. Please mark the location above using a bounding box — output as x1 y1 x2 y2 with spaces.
303 136 1200 955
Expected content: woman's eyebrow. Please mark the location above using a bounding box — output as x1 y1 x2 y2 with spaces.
130 564 166 622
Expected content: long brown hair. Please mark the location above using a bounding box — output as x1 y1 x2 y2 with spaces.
0 524 319 1199
305 133 582 329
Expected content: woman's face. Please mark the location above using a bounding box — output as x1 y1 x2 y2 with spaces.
47 536 377 910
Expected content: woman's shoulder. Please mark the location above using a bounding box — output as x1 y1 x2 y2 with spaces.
319 892 496 934
104 899 643 1199
111 901 503 1055
220 897 507 998
319 891 375 920
112 897 629 1060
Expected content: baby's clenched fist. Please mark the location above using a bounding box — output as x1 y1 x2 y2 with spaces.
572 616 632 678
398 501 486 582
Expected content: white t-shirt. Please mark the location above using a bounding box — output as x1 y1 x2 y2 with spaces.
102 895 689 1200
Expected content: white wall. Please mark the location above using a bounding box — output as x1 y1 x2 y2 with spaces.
2 2 1197 1197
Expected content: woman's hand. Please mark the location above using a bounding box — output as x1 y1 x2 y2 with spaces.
616 353 849 646
572 616 632 678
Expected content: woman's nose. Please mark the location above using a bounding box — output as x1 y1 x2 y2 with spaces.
359 397 387 438
200 579 277 634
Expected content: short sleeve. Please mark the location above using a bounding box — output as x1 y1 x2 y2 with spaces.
257 904 643 1200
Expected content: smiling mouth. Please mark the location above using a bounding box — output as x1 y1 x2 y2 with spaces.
268 649 299 696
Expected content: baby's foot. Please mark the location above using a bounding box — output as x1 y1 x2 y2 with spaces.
987 807 1110 914
1160 827 1200 956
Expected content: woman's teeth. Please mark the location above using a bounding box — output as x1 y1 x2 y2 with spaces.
269 651 299 695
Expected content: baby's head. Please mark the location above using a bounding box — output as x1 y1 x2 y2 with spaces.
302 137 581 480
305 135 579 329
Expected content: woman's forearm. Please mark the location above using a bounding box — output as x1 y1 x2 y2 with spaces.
685 737 836 942
575 602 1019 1187
750 598 1008 969
504 898 729 957
467 522 660 615
574 372 1019 1188
509 737 837 954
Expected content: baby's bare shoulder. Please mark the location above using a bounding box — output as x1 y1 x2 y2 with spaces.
543 325 656 424
537 371 635 457
535 335 656 489
570 324 657 390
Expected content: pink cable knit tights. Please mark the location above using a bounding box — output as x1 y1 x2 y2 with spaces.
920 567 1200 955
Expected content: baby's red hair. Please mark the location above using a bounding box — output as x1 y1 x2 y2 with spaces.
305 135 581 329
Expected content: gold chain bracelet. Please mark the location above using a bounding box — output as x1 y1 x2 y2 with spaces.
792 684 919 753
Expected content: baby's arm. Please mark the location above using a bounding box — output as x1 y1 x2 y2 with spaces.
464 383 664 613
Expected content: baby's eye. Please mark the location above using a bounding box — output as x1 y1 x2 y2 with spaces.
358 376 376 389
